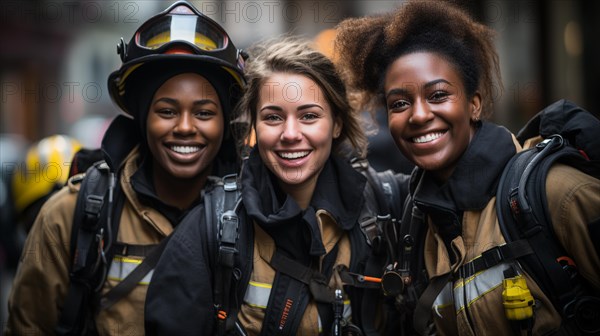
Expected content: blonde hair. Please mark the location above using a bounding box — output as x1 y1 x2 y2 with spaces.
236 36 367 159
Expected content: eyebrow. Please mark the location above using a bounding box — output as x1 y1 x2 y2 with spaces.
297 103 324 111
153 97 219 107
385 79 452 99
259 103 324 113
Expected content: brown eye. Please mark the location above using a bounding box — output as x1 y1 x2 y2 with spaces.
264 114 282 122
194 110 216 120
301 113 319 121
429 91 449 102
388 100 410 112
156 109 176 117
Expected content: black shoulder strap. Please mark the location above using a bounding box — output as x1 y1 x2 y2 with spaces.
207 174 244 335
351 159 414 335
98 236 171 311
260 250 335 336
353 158 409 261
56 161 115 335
382 192 430 335
496 135 596 323
372 168 407 221
352 157 406 219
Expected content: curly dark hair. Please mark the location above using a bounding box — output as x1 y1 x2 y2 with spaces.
335 0 501 119
236 36 368 158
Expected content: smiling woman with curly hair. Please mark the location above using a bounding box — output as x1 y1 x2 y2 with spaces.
335 1 600 335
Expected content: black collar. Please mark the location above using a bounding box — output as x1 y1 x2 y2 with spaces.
101 115 141 172
130 157 203 226
241 148 366 260
412 121 517 213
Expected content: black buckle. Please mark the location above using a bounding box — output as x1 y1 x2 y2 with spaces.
218 245 237 268
220 210 239 245
459 246 507 279
459 261 476 279
481 246 504 269
84 195 104 217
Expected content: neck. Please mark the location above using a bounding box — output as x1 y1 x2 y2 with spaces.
152 168 209 211
278 174 319 210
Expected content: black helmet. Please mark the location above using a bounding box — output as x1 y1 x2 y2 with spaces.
107 1 246 117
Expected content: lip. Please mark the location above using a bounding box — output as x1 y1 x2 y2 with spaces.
273 149 312 168
164 142 206 163
404 130 448 151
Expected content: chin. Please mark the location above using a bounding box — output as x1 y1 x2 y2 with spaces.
168 167 205 180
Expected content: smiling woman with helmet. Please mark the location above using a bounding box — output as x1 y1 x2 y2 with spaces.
5 2 246 335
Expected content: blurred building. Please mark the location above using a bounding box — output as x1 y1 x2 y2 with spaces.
0 0 598 147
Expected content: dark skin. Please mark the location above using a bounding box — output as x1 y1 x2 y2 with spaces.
385 52 481 183
146 73 225 210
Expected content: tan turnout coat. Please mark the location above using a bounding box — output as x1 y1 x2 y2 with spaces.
7 149 173 336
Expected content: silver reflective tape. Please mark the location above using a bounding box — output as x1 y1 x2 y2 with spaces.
243 281 271 309
432 282 454 318
454 262 510 312
107 256 153 285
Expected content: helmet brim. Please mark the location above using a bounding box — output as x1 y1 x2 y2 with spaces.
107 53 245 117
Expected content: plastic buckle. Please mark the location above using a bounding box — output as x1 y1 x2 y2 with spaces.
459 261 476 279
218 245 237 267
482 246 504 268
85 195 104 216
220 210 239 245
222 174 238 192
359 216 377 246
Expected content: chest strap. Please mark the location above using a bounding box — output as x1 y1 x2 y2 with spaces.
260 251 312 336
259 250 338 335
458 240 534 279
99 235 172 310
110 242 158 257
270 251 337 304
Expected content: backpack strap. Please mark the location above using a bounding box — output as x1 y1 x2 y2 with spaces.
56 161 116 335
207 174 244 335
456 240 534 278
388 193 430 334
350 158 413 335
352 157 408 260
497 136 581 306
98 236 172 310
109 242 158 257
413 272 451 335
496 135 600 334
259 249 337 336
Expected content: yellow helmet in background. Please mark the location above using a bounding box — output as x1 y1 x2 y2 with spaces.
12 135 82 215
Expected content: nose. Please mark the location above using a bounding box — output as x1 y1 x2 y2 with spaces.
280 119 302 142
174 112 196 135
409 99 434 125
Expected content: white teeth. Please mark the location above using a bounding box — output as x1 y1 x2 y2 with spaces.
171 145 200 154
413 132 445 144
278 151 310 159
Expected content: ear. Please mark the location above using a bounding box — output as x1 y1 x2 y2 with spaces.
333 116 343 139
470 92 482 122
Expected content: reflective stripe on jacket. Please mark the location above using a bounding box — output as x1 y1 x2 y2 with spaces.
424 164 600 335
6 148 173 336
237 213 353 335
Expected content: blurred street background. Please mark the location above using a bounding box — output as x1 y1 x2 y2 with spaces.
1 0 599 331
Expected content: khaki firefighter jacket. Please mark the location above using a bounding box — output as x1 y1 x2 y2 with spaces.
145 149 405 335
411 122 600 335
6 147 174 336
